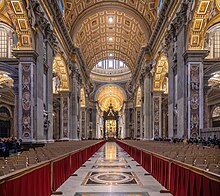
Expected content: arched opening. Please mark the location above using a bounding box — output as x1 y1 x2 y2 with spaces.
153 55 168 138
212 106 220 127
0 70 15 138
52 55 69 93
0 106 11 138
206 23 220 59
91 59 131 82
95 85 126 139
52 54 70 140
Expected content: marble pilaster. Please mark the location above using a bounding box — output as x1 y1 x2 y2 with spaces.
203 76 212 128
60 92 70 139
69 62 79 140
152 91 163 138
184 50 208 138
13 50 38 142
143 63 153 140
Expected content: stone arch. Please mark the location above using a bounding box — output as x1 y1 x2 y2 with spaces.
210 104 220 127
0 62 18 77
53 53 70 93
0 104 13 118
95 84 127 112
204 61 220 76
65 1 156 35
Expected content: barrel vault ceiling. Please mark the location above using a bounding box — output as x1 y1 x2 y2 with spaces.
63 0 158 71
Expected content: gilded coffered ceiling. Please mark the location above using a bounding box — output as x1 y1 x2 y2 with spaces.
96 85 126 111
64 0 157 31
74 10 147 71
0 0 32 49
63 0 158 71
153 55 168 92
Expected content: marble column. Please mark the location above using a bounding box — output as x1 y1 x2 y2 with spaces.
143 64 153 140
60 92 69 139
80 108 87 139
116 117 119 138
134 107 141 138
53 104 60 140
77 78 82 139
12 76 19 138
69 62 79 140
161 96 168 138
125 107 130 138
13 50 38 142
184 50 208 138
139 79 144 139
203 75 211 128
152 91 163 138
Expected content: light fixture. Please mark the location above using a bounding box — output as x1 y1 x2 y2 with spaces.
108 16 113 23
213 74 220 77
109 53 113 57
109 37 113 41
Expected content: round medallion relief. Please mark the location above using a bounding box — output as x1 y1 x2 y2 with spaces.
90 172 132 184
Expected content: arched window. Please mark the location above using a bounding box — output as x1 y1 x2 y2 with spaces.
212 106 220 127
59 0 64 15
92 59 130 75
0 23 14 58
206 23 220 59
212 106 220 118
158 0 163 14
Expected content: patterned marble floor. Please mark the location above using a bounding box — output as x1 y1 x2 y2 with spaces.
51 142 172 196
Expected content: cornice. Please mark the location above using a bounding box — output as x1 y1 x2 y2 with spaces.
164 1 189 50
26 0 58 54
38 0 92 91
128 46 148 86
148 0 174 50
40 0 73 53
73 47 93 93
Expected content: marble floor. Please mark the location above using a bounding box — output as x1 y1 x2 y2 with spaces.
52 142 172 196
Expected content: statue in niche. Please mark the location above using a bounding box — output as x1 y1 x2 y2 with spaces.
53 73 61 92
23 116 30 132
43 40 47 65
43 104 50 131
191 114 199 128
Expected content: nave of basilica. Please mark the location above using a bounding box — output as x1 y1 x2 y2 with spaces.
0 0 220 196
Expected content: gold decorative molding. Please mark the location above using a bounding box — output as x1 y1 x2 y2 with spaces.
96 85 126 111
153 55 168 92
136 87 141 107
7 0 32 49
64 0 157 32
75 10 147 71
188 0 215 50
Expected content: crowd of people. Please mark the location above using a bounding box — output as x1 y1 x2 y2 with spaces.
0 137 22 158
154 135 220 148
